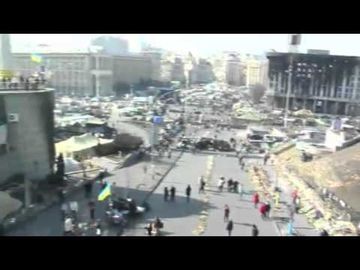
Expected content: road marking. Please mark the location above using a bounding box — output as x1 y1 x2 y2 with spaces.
193 155 214 236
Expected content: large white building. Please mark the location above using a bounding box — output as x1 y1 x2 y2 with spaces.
142 50 162 81
245 57 269 88
210 52 245 86
13 52 152 97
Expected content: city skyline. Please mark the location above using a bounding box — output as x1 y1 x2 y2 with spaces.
10 34 360 57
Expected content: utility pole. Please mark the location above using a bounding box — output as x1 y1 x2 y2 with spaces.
284 34 301 128
284 54 293 128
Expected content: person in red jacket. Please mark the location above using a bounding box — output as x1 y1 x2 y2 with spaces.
291 189 298 204
259 202 267 219
253 192 260 208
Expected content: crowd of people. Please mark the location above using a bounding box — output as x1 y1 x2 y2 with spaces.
0 73 47 90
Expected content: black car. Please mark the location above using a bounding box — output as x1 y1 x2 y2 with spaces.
195 138 232 152
214 140 232 151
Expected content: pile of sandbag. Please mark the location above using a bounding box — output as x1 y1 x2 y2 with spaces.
275 160 357 236
249 166 273 202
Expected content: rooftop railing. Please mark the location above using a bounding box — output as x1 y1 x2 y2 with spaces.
0 80 47 91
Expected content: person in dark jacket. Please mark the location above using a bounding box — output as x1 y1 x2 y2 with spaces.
263 153 270 165
164 187 169 202
145 223 153 236
265 202 271 218
320 229 329 236
227 178 233 192
185 185 192 202
226 220 234 236
232 181 239 193
252 224 259 236
88 200 96 220
238 155 244 165
170 186 176 202
241 162 245 170
224 204 230 222
84 180 93 199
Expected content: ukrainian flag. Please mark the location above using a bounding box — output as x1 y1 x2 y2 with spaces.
97 183 111 201
31 54 42 63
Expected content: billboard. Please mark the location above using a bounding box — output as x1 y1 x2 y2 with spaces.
153 116 163 125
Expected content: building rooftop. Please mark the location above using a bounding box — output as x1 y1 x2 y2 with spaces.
266 51 360 62
0 87 54 95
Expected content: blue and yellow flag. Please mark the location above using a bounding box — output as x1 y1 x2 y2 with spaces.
98 183 111 201
31 54 42 63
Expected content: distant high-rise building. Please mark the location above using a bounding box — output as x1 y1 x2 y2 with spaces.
245 57 268 88
210 52 245 86
91 36 129 56
267 51 360 115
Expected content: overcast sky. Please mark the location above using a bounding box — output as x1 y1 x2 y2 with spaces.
10 34 360 57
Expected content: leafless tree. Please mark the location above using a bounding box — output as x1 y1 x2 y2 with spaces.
249 84 266 104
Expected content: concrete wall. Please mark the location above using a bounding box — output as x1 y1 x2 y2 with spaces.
0 89 55 184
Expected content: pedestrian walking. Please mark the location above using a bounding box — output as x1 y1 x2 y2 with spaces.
294 196 301 213
164 187 169 202
96 223 102 236
168 150 172 159
64 217 73 236
170 186 176 202
265 202 271 218
145 223 153 236
263 153 270 165
98 169 106 182
88 200 95 220
320 229 329 236
224 204 230 222
253 192 260 208
61 202 69 221
84 180 93 199
227 178 233 192
252 224 259 236
287 221 294 236
241 162 245 171
199 177 206 193
289 204 295 221
232 180 239 193
218 177 225 192
143 164 148 174
226 220 234 236
186 185 192 202
69 201 79 221
291 189 298 205
238 155 244 165
259 202 267 219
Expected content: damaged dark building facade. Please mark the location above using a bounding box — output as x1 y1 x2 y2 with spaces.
267 51 360 115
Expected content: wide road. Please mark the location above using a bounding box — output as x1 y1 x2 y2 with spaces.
124 151 279 236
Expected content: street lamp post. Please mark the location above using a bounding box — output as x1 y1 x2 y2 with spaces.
284 54 293 128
